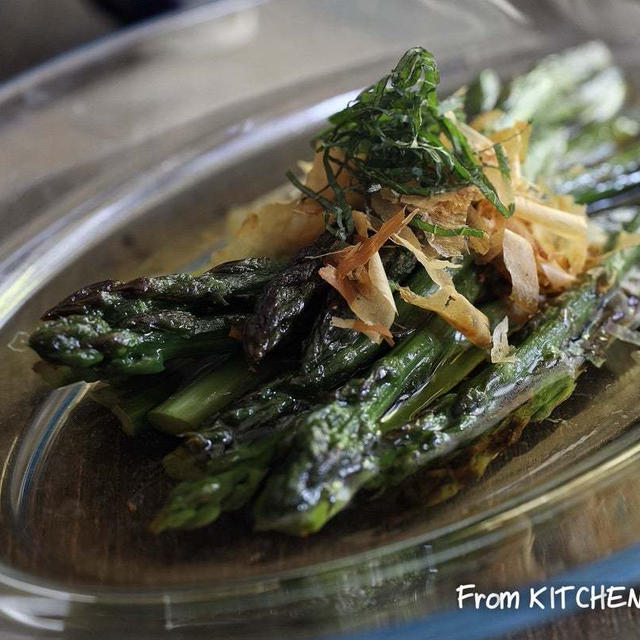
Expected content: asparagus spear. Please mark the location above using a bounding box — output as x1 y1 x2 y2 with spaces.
253 245 640 534
29 257 285 384
158 253 466 484
381 299 511 429
243 233 335 365
554 144 640 205
556 113 640 172
151 262 482 531
398 372 579 509
43 257 284 321
395 284 639 509
29 311 244 379
148 356 278 435
151 428 289 531
90 375 182 437
496 41 615 128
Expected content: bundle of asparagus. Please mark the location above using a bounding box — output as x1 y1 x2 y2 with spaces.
29 43 640 537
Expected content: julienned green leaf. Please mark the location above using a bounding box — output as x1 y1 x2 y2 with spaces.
410 217 484 238
494 142 511 180
288 47 511 240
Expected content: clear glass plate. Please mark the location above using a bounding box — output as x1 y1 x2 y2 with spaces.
1 1 640 637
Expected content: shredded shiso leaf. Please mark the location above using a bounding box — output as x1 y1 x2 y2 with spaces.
216 46 602 353
287 47 511 242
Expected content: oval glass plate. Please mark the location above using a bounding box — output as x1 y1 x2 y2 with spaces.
1 1 640 637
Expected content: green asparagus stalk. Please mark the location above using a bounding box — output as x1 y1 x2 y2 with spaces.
400 372 579 509
243 233 335 364
151 262 482 531
253 244 640 535
556 113 640 172
148 356 277 435
29 257 285 385
160 250 430 478
243 270 485 535
43 258 284 322
496 41 616 128
29 311 243 380
90 376 181 437
150 432 285 531
554 143 640 205
157 256 465 484
381 300 511 429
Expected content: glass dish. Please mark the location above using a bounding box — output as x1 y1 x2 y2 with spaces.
1 0 640 637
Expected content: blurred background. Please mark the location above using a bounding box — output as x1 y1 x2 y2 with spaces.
2 0 639 83
0 0 214 81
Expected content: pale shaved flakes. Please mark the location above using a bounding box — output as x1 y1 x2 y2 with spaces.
319 208 399 341
331 316 393 345
366 250 398 327
296 160 313 174
319 258 396 341
304 148 350 199
503 229 539 314
391 228 456 288
470 108 503 132
485 160 515 213
466 205 492 256
563 235 588 275
490 316 516 364
587 220 610 251
415 195 470 258
400 186 477 217
352 210 370 237
514 195 587 240
489 121 531 187
615 231 640 251
336 209 412 278
398 285 491 349
468 200 506 262
540 261 576 289
212 200 324 265
548 193 586 217
453 117 495 151
297 149 363 216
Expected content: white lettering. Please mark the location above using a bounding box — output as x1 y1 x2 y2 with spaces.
576 587 591 609
457 584 476 609
503 591 520 609
456 583 640 610
607 586 626 609
553 586 575 610
592 585 607 610
485 593 500 609
529 587 547 609
628 588 640 608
